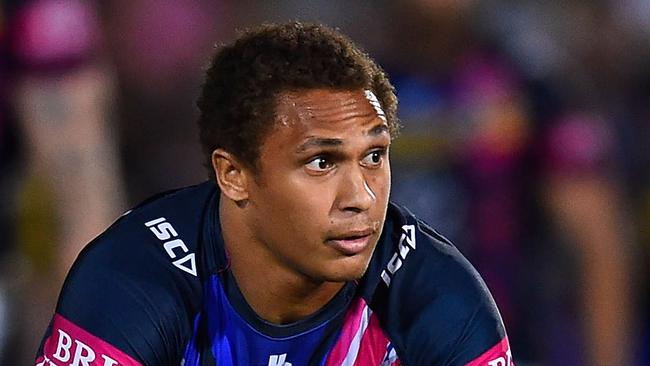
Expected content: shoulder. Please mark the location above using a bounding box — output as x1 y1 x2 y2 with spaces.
38 182 217 365
381 203 493 304
362 202 512 365
364 202 490 303
78 181 217 277
64 181 217 293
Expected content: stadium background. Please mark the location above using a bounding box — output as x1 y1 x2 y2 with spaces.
1 0 649 364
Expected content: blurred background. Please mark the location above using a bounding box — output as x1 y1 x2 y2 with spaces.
1 0 649 364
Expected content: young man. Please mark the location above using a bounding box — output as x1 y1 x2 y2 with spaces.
36 22 513 365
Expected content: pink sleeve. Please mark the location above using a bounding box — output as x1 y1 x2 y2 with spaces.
36 314 142 366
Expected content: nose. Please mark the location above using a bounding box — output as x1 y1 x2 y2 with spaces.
335 166 376 214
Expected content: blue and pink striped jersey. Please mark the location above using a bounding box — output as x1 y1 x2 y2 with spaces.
36 182 513 365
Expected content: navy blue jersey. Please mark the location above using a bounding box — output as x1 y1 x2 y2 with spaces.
36 182 513 365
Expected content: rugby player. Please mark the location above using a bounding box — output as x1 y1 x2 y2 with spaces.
36 22 513 365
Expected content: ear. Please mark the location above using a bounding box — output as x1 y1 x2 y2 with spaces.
211 149 250 203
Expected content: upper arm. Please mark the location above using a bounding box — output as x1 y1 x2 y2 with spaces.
36 236 199 365
398 267 512 365
373 216 513 365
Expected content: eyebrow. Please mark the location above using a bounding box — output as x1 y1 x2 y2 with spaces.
295 123 390 153
296 137 343 153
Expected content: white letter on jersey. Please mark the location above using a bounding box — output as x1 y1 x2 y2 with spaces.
268 353 292 366
101 354 119 366
146 219 178 240
488 349 513 366
71 339 96 366
164 239 189 258
53 329 72 362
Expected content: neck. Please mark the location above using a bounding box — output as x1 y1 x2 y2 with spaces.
219 198 345 324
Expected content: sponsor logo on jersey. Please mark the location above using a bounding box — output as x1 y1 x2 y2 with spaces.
380 224 416 287
268 353 292 366
35 314 141 366
145 217 197 276
37 329 119 366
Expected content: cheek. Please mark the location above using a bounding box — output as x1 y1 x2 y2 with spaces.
369 167 391 202
259 173 335 226
288 181 339 224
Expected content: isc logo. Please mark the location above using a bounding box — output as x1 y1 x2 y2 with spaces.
380 225 416 287
144 217 197 276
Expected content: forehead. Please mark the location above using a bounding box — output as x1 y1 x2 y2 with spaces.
273 88 385 133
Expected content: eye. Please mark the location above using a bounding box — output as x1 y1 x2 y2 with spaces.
305 156 334 172
360 149 386 168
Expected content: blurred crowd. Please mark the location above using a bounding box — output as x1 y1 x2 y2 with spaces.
1 0 649 364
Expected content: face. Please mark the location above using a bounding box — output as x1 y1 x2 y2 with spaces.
244 88 391 283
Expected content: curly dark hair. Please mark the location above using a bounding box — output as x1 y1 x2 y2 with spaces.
197 22 399 178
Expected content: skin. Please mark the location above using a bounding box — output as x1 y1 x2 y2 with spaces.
545 175 633 365
17 66 126 364
213 88 391 324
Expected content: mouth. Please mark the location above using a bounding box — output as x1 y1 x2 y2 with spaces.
326 228 375 256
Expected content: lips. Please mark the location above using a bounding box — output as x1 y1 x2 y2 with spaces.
326 228 375 255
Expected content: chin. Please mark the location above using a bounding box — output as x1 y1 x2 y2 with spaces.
322 258 370 282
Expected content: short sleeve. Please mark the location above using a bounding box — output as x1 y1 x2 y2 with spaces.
36 219 202 366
